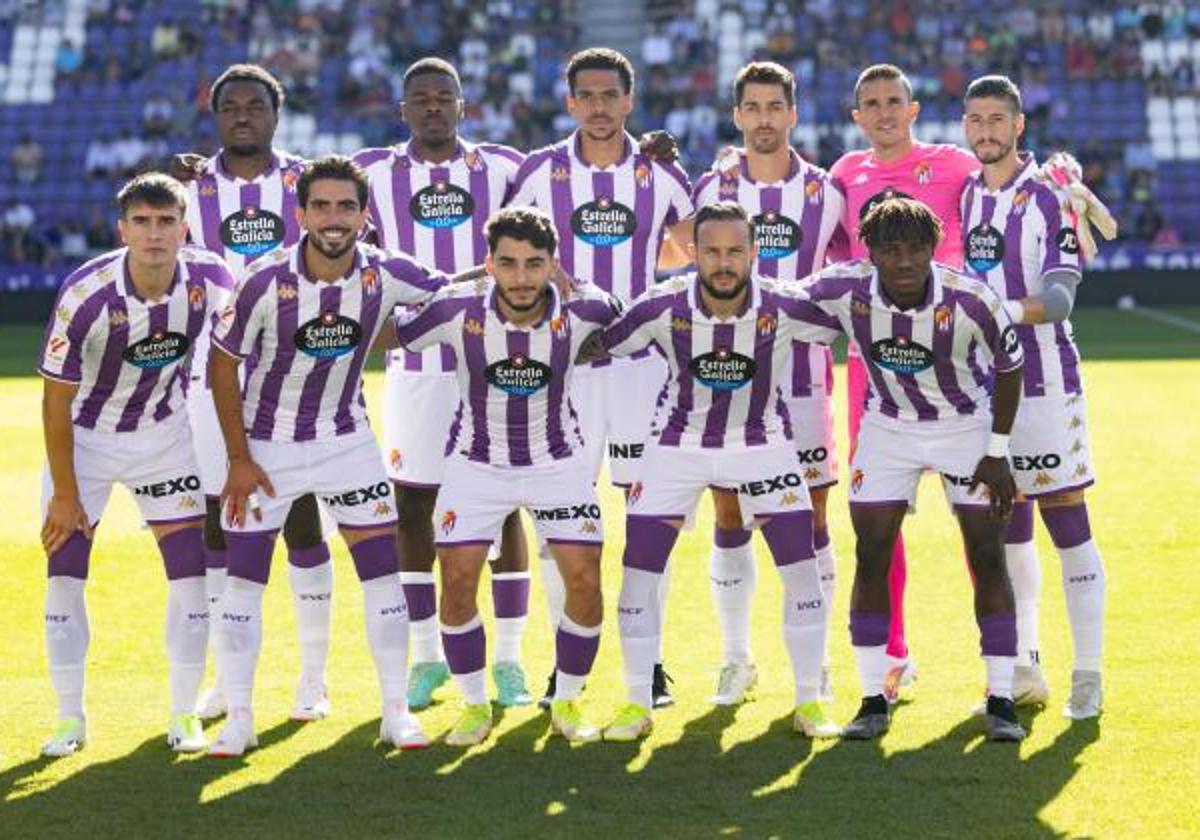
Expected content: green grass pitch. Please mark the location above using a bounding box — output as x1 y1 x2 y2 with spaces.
1 308 1198 839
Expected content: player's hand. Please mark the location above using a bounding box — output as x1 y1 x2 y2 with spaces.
221 457 275 529
41 494 92 555
638 130 678 163
969 456 1015 519
168 153 206 184
552 262 576 299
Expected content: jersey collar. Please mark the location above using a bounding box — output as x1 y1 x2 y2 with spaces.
117 250 182 303
689 272 761 319
293 238 366 285
738 147 803 185
569 130 635 170
210 148 290 182
398 138 469 168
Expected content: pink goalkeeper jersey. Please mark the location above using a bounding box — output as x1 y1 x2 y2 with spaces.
830 141 980 267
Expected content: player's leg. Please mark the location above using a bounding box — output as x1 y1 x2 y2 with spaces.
1004 499 1047 704
196 497 230 719
809 486 836 700
546 540 604 742
489 510 532 706
281 493 334 720
708 488 758 705
395 483 448 709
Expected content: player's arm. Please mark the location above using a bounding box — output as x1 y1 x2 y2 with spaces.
168 152 206 184
599 292 670 358
1007 188 1084 325
658 217 694 271
970 307 1024 519
1005 269 1080 325
41 377 91 553
776 275 847 344
209 347 274 528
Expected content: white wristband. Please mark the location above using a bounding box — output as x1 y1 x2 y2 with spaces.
1003 299 1025 324
986 433 1010 459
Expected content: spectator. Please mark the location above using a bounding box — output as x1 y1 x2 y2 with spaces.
11 135 43 185
85 134 119 180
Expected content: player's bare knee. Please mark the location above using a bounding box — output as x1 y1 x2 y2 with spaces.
711 489 744 530
282 493 323 550
203 497 226 551
809 487 830 532
491 510 529 573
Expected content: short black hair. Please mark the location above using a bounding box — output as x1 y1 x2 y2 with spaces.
964 74 1023 115
693 201 754 244
854 64 913 107
733 61 796 108
296 155 369 209
859 197 943 250
116 172 188 217
566 47 634 95
210 63 285 113
485 207 557 256
403 57 462 92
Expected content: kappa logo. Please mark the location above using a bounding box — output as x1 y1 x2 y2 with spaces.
199 184 217 197
277 283 298 301
1070 439 1084 454
440 509 457 535
189 284 206 311
852 299 871 317
671 317 691 332
322 482 391 508
177 495 200 511
1034 472 1054 487
1067 393 1082 406
389 449 403 471
373 501 393 516
851 469 865 493
934 305 953 332
804 467 822 482
1074 463 1090 478
71 283 88 299
551 165 570 182
628 481 644 503
780 491 800 506
1069 415 1083 429
464 318 484 336
580 520 599 534
756 313 777 335
109 309 128 327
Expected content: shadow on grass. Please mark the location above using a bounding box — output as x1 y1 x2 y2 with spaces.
1 698 1100 839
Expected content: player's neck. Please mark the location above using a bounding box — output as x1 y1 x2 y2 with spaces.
578 132 627 168
127 256 177 300
304 241 355 283
745 146 793 183
410 136 458 164
700 287 748 320
872 135 914 163
983 152 1021 191
220 148 273 180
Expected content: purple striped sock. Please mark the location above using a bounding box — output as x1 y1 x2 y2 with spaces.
349 534 400 581
48 531 92 579
623 516 679 574
849 611 890 647
556 624 600 677
491 573 530 619
978 612 1018 657
158 527 206 580
442 620 486 675
714 527 752 549
1005 500 1035 543
1040 504 1092 549
288 542 331 569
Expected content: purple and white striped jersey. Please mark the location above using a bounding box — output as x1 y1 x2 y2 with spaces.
960 152 1083 397
692 148 846 399
211 240 449 442
508 132 693 305
38 246 235 433
352 139 525 374
600 274 841 449
396 280 620 467
801 261 1024 423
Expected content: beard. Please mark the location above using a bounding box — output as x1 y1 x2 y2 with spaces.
310 230 355 260
699 270 749 300
973 139 1014 164
225 141 264 157
749 130 783 155
497 284 547 313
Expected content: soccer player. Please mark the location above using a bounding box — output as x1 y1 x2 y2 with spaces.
394 207 620 745
206 156 446 755
599 203 841 742
687 61 846 705
38 174 235 756
509 47 694 706
961 75 1105 719
175 63 335 722
798 198 1026 742
351 58 533 710
830 64 981 697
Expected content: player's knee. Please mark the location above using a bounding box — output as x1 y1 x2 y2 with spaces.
203 497 226 551
396 485 436 528
711 489 744 530
282 493 324 550
1038 488 1086 509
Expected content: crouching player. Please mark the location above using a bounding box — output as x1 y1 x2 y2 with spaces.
38 174 235 755
393 207 620 745
207 156 448 755
599 202 841 742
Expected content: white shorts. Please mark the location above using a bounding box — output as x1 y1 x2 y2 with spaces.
381 367 460 487
849 413 991 508
627 440 813 530
185 383 228 497
1011 391 1096 497
434 455 603 546
41 415 205 526
574 353 668 487
782 392 837 488
227 429 398 534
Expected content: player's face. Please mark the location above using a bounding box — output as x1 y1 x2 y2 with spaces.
852 78 919 153
118 202 187 270
297 179 366 261
487 236 553 313
869 238 934 305
215 80 277 156
692 218 755 300
401 72 463 147
567 69 633 142
734 82 797 156
963 97 1025 165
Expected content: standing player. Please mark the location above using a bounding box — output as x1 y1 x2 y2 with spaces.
798 198 1026 741
961 75 1105 719
600 203 840 742
176 63 335 722
206 157 446 755
688 62 845 705
830 64 981 696
509 47 694 706
38 174 234 756
394 208 620 745
351 58 533 710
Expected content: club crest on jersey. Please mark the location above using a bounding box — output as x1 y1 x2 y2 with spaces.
1011 189 1032 215
805 179 823 205
934 305 953 332
188 284 206 311
756 313 777 335
294 312 362 358
719 173 739 198
361 267 379 295
465 150 483 171
464 318 484 336
410 180 474 229
485 354 552 396
282 169 299 192
634 163 651 189
124 330 190 369
440 509 457 535
549 315 568 337
389 449 403 471
690 347 756 391
869 335 934 374
571 197 636 247
753 210 801 259
966 223 1004 273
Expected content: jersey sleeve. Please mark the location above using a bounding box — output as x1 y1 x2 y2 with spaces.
211 272 272 359
38 281 102 383
660 160 695 226
507 152 548 209
380 252 451 306
600 290 674 356
690 169 720 209
394 291 460 352
774 279 844 345
1034 184 1083 277
973 284 1023 373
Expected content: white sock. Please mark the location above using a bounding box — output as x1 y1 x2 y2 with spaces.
814 539 837 667
289 561 333 686
709 540 756 664
655 561 671 664
555 614 600 701
46 576 89 720
853 644 889 698
205 566 227 609
985 655 1017 699
540 538 565 632
1005 540 1042 668
491 570 529 664
362 574 410 707
441 615 488 706
400 571 443 665
1058 540 1106 672
617 566 661 710
214 577 265 712
779 560 827 705
166 577 209 715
